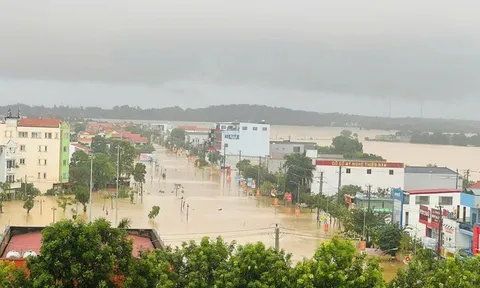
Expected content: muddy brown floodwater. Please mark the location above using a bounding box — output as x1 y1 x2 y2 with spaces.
0 146 405 281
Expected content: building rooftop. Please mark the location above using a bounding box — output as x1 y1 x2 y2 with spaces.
470 181 480 189
405 166 457 175
0 226 164 259
269 140 317 145
18 118 61 128
405 188 462 195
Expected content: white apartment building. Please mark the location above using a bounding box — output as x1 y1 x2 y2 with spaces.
311 159 405 196
0 140 21 189
208 121 270 158
0 112 70 192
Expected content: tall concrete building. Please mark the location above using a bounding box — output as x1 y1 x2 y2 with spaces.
0 110 70 192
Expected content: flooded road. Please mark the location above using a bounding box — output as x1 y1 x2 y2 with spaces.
0 146 404 281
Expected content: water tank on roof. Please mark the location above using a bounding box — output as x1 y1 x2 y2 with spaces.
23 250 37 258
6 250 21 259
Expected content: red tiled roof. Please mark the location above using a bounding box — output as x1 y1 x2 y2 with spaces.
2 232 154 258
71 143 92 152
471 181 480 189
178 125 209 131
18 118 61 128
406 189 462 195
77 138 92 144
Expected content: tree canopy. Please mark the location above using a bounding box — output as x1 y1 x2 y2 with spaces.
317 134 385 161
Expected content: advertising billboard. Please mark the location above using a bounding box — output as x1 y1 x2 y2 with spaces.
139 153 154 163
392 188 404 226
419 205 430 224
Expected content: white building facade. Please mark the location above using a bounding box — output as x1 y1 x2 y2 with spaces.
311 160 404 196
209 122 270 158
0 114 70 192
0 140 21 189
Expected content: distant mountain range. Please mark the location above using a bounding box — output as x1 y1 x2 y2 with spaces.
1 104 480 133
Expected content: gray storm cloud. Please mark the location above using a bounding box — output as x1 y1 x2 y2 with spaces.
0 0 479 106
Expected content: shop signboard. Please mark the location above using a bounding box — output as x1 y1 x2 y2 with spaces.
224 131 240 140
419 205 430 224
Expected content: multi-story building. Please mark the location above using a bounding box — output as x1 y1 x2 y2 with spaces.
0 140 21 189
207 121 270 158
269 140 317 159
393 188 474 257
311 159 405 196
0 111 70 192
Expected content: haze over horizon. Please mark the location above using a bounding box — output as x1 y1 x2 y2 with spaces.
1 1 480 119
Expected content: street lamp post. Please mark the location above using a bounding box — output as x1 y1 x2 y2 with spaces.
89 155 93 222
115 144 120 226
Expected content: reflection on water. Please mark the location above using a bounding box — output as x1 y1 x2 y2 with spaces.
0 146 405 280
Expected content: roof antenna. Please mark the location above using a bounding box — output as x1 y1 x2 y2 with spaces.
17 105 21 118
6 108 11 118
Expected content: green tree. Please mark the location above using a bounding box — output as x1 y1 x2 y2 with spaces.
133 163 147 200
69 150 90 187
92 154 116 190
215 242 292 287
283 153 313 201
57 195 72 213
343 209 387 242
340 129 353 138
389 249 438 288
169 128 186 148
0 261 28 288
28 219 134 287
118 217 132 229
332 135 363 154
291 237 386 288
73 121 87 133
376 223 402 256
75 185 90 212
236 159 251 175
91 135 109 154
110 140 136 177
207 150 223 165
148 205 160 221
0 182 10 213
23 195 35 214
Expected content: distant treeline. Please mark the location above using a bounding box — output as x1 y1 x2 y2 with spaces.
410 132 480 147
2 104 480 133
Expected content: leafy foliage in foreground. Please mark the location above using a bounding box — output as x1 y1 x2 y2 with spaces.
1 220 388 288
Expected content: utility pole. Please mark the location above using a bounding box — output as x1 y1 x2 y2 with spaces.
274 224 280 252
258 156 262 192
89 156 93 222
365 184 372 243
465 169 471 189
455 169 459 189
337 166 342 203
223 144 228 192
186 204 189 222
115 144 120 227
319 172 324 195
437 204 443 257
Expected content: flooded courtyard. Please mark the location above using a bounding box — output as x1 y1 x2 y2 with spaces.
0 146 405 281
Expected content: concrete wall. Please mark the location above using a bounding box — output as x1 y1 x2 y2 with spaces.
218 122 270 158
404 173 458 190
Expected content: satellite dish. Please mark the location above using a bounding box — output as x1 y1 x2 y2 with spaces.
23 250 37 258
6 250 21 259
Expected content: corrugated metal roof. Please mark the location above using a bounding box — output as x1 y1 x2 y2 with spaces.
405 166 457 175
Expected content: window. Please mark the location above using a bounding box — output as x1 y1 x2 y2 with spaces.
293 146 301 153
6 175 15 183
242 126 247 130
43 173 47 179
389 169 394 175
346 168 351 174
221 125 226 130
405 212 409 226
20 145 25 152
44 146 48 152
18 131 28 138
37 172 41 179
63 160 67 166
253 127 258 131
55 133 59 139
38 159 47 166
262 127 268 131
45 132 52 139
31 132 41 139
39 145 47 152
415 196 430 205
439 196 453 206
367 169 372 174
63 146 68 152
403 194 410 205
20 159 25 165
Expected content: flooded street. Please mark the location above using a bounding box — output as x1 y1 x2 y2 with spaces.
0 145 404 281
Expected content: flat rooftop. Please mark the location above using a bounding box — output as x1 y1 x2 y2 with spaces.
0 226 164 259
406 188 462 195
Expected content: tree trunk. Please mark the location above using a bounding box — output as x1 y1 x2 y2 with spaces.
83 204 87 212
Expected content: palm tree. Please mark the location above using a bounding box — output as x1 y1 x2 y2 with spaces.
117 217 132 229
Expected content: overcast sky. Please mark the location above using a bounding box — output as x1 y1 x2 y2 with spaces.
1 0 480 119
